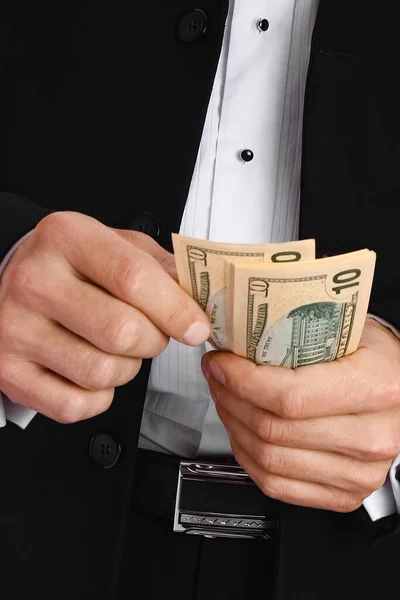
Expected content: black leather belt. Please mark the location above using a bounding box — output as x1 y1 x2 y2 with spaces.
132 449 279 541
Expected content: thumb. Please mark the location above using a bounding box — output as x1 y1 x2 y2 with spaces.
110 228 178 281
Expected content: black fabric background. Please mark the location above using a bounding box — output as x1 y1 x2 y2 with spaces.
0 1 400 598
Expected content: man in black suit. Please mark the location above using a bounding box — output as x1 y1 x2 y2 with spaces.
1 1 400 599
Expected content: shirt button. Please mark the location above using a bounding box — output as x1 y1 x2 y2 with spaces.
240 149 254 163
177 9 208 43
257 18 270 32
89 433 121 469
128 212 160 239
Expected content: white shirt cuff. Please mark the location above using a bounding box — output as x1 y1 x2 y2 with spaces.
362 314 400 520
0 231 38 429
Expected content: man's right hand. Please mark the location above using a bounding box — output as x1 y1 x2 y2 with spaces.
0 212 210 424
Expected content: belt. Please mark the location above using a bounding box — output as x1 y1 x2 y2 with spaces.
132 449 279 541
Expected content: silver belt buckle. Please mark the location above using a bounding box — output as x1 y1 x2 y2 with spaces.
173 461 275 540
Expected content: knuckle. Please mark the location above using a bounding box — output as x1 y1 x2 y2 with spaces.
6 261 42 302
34 212 73 246
150 335 169 358
158 251 176 276
0 355 11 383
381 374 400 405
361 436 398 462
258 475 285 502
81 353 118 390
259 415 288 444
277 386 305 420
54 393 87 424
116 358 142 386
259 445 284 475
128 230 155 248
104 313 140 354
334 492 363 514
0 306 18 346
350 466 384 494
112 255 146 299
129 358 142 380
366 470 388 494
95 387 115 415
122 230 144 244
162 299 188 333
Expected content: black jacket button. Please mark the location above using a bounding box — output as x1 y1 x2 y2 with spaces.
177 9 208 42
89 433 121 469
128 212 160 239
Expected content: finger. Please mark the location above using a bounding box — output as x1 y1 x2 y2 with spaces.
35 213 209 345
209 377 400 462
111 229 178 281
17 266 169 358
0 354 115 423
4 308 142 391
229 437 364 513
203 347 398 419
216 403 389 496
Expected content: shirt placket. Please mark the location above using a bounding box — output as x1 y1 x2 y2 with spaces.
208 0 297 245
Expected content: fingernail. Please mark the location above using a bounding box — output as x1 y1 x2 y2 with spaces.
183 321 210 346
201 355 211 380
209 361 226 386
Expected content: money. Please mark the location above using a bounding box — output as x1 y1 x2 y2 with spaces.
172 234 315 350
228 250 376 366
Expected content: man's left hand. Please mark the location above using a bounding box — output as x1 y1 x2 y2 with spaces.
201 318 400 512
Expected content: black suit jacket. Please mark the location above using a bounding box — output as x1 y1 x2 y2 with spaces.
0 1 400 599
